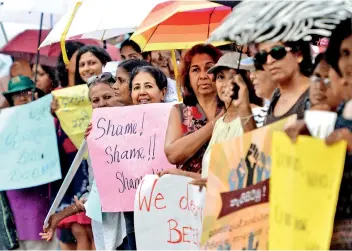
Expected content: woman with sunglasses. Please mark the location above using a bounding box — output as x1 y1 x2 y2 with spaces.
254 41 312 125
41 73 128 250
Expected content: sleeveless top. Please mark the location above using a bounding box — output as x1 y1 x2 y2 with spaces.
264 88 309 126
201 116 244 178
176 103 222 173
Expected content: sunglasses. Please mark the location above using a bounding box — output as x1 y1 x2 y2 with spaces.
254 45 292 66
87 72 116 87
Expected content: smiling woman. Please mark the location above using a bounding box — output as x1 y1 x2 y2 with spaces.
75 45 112 85
129 66 167 105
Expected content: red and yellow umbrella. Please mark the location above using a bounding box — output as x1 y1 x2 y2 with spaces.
130 1 231 51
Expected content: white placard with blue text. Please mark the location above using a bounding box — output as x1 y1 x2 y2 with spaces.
0 94 61 190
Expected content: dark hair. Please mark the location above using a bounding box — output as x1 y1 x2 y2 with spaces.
118 59 151 75
120 39 151 60
75 45 112 85
41 65 58 89
130 66 168 91
213 68 262 107
312 53 326 71
56 41 85 87
284 40 313 77
180 44 223 106
325 18 351 77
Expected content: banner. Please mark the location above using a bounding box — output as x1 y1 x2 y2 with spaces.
87 103 175 212
201 116 296 250
0 94 61 190
269 132 346 250
135 174 206 250
52 85 92 150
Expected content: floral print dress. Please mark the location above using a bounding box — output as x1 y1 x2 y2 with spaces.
176 103 222 173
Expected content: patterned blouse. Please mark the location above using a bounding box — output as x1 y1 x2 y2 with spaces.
330 102 352 249
176 103 222 173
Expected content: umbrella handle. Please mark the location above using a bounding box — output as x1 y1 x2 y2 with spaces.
171 50 182 102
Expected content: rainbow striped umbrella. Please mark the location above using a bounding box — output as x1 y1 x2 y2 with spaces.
130 1 231 51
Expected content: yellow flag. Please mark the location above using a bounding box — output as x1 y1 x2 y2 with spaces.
269 132 347 250
52 85 92 155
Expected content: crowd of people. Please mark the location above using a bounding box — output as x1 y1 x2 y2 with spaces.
0 15 352 250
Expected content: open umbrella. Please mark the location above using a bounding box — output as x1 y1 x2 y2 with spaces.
208 0 352 45
1 29 120 67
39 0 166 48
130 1 231 51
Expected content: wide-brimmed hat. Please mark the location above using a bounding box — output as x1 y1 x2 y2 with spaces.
208 52 254 74
3 76 40 103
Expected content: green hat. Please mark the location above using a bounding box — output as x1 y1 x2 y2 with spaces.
3 76 38 103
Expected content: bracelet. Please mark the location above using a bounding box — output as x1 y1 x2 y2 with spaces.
71 205 79 214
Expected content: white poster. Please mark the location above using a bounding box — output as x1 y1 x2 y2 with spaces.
135 174 206 250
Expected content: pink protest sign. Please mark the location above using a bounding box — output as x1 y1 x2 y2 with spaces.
87 103 175 212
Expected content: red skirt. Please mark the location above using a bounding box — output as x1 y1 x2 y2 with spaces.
57 212 91 229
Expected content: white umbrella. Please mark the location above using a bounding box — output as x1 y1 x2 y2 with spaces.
39 0 166 47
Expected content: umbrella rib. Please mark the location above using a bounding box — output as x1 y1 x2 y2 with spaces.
207 7 216 39
142 23 160 52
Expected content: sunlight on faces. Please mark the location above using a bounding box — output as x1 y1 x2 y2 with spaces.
338 35 352 99
79 52 104 83
114 67 133 105
89 82 123 109
120 45 143 61
189 53 216 96
131 72 165 105
252 69 276 100
257 42 301 83
32 64 52 94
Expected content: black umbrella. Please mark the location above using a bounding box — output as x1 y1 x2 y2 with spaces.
210 0 241 8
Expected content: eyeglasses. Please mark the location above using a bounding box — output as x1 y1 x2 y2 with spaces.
87 72 116 87
310 75 331 86
254 45 291 65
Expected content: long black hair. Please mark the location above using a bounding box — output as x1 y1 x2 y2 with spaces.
55 41 85 87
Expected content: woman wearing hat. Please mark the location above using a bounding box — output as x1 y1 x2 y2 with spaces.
1 75 57 250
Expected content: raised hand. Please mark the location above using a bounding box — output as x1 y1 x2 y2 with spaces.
245 144 259 187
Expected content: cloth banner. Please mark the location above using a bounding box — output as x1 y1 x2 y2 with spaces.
135 174 206 250
201 116 296 250
0 94 61 190
87 103 175 212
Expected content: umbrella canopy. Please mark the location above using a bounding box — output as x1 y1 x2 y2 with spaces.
210 0 240 8
130 1 231 51
1 29 120 66
39 0 166 48
208 0 352 45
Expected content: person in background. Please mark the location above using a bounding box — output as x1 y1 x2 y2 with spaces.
0 75 10 108
32 64 58 94
249 58 277 127
42 72 128 250
75 45 112 85
255 40 313 125
54 44 113 251
120 39 151 62
50 41 85 251
163 44 224 176
1 76 56 250
309 53 343 111
114 59 151 105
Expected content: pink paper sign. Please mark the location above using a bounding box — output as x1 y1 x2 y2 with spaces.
87 103 175 212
